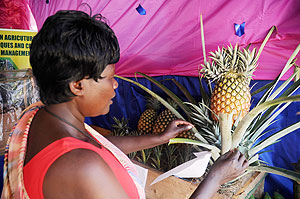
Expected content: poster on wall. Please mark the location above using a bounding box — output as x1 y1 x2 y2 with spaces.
0 28 37 70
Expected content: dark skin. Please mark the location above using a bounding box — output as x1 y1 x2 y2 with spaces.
24 64 248 199
190 148 248 199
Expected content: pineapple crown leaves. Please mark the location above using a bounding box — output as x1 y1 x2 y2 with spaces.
200 44 258 83
145 96 161 111
111 116 131 135
166 98 178 110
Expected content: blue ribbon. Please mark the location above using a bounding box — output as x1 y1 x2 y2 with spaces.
136 4 146 15
234 22 245 37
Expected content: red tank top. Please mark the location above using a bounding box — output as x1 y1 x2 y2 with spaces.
23 137 139 199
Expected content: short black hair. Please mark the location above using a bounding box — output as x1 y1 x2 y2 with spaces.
30 10 120 105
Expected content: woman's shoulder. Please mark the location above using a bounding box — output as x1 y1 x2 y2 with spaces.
43 148 129 199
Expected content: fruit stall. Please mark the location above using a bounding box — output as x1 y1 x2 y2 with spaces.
1 0 300 198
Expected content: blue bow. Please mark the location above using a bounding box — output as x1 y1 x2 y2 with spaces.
136 4 146 15
234 22 245 37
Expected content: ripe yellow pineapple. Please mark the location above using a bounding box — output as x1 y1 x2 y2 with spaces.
152 99 196 139
201 44 257 122
137 97 161 134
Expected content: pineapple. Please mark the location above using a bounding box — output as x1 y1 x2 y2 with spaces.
201 44 257 122
111 117 131 136
137 97 161 134
152 100 177 134
152 99 196 139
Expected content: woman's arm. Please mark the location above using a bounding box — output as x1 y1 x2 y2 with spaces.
190 149 249 199
105 120 193 154
43 149 129 199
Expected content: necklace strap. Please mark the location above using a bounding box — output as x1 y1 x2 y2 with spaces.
44 107 101 148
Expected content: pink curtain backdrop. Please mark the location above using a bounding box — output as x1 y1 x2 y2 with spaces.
0 0 30 30
29 0 300 80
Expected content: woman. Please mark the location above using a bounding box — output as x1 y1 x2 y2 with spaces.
2 10 248 199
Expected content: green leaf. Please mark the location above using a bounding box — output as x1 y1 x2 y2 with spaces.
251 81 273 96
263 192 272 199
248 103 290 145
232 95 300 148
254 43 300 107
136 72 192 118
248 121 300 157
169 138 220 160
268 71 297 101
273 191 285 199
254 26 276 64
248 165 300 183
198 77 211 105
115 74 208 143
200 14 207 65
250 77 300 135
115 75 184 119
163 78 197 104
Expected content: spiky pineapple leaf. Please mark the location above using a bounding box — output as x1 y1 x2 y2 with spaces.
295 63 300 82
250 77 300 135
200 14 207 65
115 74 208 144
248 121 300 157
253 26 276 64
198 77 211 105
169 138 220 160
253 44 299 111
136 72 192 119
268 71 297 101
163 78 197 104
247 103 290 145
232 95 300 148
251 81 274 97
247 165 300 183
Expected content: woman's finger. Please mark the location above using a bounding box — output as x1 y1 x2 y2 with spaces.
229 148 241 160
219 149 233 159
174 119 193 127
242 159 249 169
238 153 246 163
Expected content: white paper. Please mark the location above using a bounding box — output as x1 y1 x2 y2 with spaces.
134 163 148 189
150 151 211 185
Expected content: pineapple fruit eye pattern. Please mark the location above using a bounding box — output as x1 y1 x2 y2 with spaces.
201 44 257 122
138 97 196 139
210 73 251 122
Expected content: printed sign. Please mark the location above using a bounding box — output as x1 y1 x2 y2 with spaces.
0 28 37 69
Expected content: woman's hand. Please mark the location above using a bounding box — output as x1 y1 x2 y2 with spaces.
159 119 194 143
106 119 193 154
190 148 248 198
208 148 249 185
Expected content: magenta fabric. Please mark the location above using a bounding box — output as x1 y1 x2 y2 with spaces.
29 0 300 80
0 0 31 30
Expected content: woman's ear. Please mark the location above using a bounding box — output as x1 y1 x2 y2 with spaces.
69 80 84 96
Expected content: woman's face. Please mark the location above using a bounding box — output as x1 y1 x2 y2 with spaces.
81 64 118 116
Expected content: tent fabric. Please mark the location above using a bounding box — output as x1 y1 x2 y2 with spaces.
85 77 300 198
0 0 31 30
29 0 300 80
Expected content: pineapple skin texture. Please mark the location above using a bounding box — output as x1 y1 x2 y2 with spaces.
152 109 196 139
210 74 251 122
152 109 177 134
137 109 157 134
